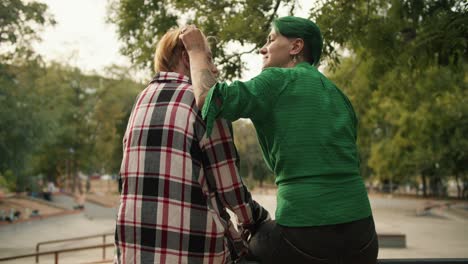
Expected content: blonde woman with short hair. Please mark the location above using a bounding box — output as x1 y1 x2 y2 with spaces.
114 27 269 264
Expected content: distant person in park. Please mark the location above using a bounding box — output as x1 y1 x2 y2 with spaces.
41 180 54 201
73 188 85 210
114 27 269 264
180 16 378 264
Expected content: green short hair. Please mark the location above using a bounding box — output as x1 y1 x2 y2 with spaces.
273 16 323 66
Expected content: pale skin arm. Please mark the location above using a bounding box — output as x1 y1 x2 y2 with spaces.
179 26 218 109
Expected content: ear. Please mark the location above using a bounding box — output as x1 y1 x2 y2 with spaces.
289 38 304 56
182 50 190 69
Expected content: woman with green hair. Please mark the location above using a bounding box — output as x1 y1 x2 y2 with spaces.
180 16 378 263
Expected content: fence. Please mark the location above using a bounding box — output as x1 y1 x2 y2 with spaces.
0 231 467 264
0 233 113 263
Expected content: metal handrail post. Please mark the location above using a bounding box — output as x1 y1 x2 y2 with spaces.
103 234 106 259
36 244 40 263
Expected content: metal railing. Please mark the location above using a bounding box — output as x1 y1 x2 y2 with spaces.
1 249 467 264
34 233 113 263
0 230 466 264
0 243 114 264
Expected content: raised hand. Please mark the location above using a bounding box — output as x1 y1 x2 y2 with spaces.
179 25 208 54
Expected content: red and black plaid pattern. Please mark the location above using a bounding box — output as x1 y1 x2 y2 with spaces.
114 72 256 264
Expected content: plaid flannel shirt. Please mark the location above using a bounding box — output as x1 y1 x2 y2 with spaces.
115 72 257 264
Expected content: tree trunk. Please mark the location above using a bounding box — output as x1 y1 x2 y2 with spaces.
421 173 427 197
66 159 71 192
462 173 467 199
71 159 78 193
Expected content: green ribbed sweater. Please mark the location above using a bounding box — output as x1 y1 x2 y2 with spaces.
202 62 372 226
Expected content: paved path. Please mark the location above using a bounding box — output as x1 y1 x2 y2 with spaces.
0 194 117 263
50 194 118 219
0 214 115 263
0 193 467 263
371 196 468 258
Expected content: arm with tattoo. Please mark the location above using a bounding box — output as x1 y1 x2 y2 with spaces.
188 52 218 109
179 26 220 110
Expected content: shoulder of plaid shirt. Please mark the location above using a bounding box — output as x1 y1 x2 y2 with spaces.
115 71 270 264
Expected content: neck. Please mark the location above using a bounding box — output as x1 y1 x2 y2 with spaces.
285 58 304 68
173 62 190 77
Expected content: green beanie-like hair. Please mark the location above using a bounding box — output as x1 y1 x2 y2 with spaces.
273 16 323 66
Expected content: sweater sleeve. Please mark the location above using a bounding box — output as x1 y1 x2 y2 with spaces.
201 67 290 136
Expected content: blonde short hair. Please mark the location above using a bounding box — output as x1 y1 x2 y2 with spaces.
154 27 184 73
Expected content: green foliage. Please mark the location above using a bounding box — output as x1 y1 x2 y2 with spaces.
0 170 17 192
0 59 142 191
323 0 467 196
107 0 296 79
0 59 51 186
0 0 55 61
31 64 142 182
233 120 274 185
312 0 467 71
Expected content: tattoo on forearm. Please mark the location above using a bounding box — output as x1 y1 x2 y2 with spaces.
197 69 217 98
190 43 204 52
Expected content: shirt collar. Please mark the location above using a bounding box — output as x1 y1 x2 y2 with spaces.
295 62 313 68
151 71 191 84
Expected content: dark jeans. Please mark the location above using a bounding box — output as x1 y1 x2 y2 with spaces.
247 216 378 264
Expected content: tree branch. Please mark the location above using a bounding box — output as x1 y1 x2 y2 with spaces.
223 46 258 61
289 2 296 16
263 0 282 31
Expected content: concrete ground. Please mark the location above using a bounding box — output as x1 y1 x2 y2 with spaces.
0 192 467 263
0 197 67 223
371 196 468 258
0 193 117 263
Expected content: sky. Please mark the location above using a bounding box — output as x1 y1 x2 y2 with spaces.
33 0 130 76
33 0 316 81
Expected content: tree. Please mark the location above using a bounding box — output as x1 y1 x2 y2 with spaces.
0 60 55 190
312 0 467 70
0 0 55 61
29 63 142 192
0 57 142 192
233 120 274 187
0 0 55 191
107 0 297 79
320 0 467 197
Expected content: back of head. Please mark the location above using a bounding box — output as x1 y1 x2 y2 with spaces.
154 28 184 73
273 16 323 66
